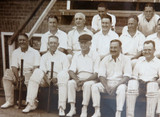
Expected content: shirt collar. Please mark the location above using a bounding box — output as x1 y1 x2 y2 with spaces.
48 29 59 35
99 29 112 36
108 53 122 62
142 56 157 63
19 46 31 53
47 50 59 56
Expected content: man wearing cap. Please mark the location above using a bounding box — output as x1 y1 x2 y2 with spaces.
1 33 40 109
22 35 69 116
91 40 132 117
91 2 116 33
67 12 93 56
66 34 100 117
91 14 119 59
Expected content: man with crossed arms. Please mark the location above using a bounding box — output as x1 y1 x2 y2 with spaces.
126 40 160 117
23 35 69 116
66 34 100 117
92 40 132 117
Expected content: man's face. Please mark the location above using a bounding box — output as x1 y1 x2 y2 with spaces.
80 41 91 52
144 6 154 21
143 43 155 59
98 7 106 17
48 37 59 52
18 35 29 49
48 18 58 31
128 18 138 31
156 20 160 33
110 41 121 57
75 14 85 27
101 18 111 31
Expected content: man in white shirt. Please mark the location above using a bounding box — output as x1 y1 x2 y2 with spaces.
91 40 132 117
126 40 160 117
67 12 93 55
91 2 116 33
66 34 100 117
138 3 159 37
1 33 40 109
120 15 145 67
91 14 119 59
40 14 68 55
146 18 160 59
22 35 70 116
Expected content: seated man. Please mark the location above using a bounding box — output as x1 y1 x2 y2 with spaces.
40 14 68 55
91 14 119 59
1 33 40 108
92 40 132 117
122 3 160 37
91 2 116 33
126 40 160 117
66 34 100 117
120 15 145 67
22 35 70 116
146 18 160 59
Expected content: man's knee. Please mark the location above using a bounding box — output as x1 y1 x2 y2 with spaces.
127 80 139 91
3 69 15 81
29 69 44 83
116 84 126 94
68 80 76 87
57 71 69 84
147 82 159 97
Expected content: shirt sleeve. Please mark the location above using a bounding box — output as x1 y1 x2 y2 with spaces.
98 57 107 77
57 32 68 50
33 50 41 66
132 61 140 79
40 34 48 52
11 50 19 68
123 57 132 78
40 55 47 73
91 15 98 31
93 53 100 73
138 34 145 52
62 54 70 71
67 31 72 50
69 54 77 73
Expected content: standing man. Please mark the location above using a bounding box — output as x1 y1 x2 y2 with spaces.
126 40 160 117
40 14 68 55
91 40 132 117
91 2 116 33
138 3 160 37
1 33 40 108
66 34 100 117
91 14 119 59
146 18 160 59
22 35 69 116
120 15 145 66
67 12 93 56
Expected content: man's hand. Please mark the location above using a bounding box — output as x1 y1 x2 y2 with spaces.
109 85 117 96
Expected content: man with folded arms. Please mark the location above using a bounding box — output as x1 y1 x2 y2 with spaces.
23 35 69 116
126 40 160 117
66 34 100 117
1 33 40 108
91 40 132 117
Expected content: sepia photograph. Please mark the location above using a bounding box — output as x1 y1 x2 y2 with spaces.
1 0 160 117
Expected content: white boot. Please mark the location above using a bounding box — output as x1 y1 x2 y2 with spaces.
80 105 87 117
1 101 13 109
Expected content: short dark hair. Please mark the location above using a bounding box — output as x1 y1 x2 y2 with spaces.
144 3 154 10
98 2 107 9
128 15 139 23
110 39 122 48
157 18 160 24
144 40 155 49
101 14 112 23
48 35 59 42
47 14 59 23
18 33 29 40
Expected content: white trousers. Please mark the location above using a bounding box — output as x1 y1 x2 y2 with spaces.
92 82 126 111
68 80 96 106
26 68 69 110
127 80 159 117
3 69 32 104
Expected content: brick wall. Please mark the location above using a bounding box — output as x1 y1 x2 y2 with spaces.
0 0 67 86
